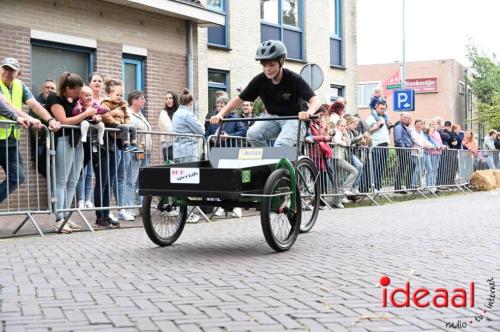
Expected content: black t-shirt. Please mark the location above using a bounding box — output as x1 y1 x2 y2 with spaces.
238 68 315 116
45 92 78 138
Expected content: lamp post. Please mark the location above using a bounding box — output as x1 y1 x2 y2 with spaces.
401 0 406 88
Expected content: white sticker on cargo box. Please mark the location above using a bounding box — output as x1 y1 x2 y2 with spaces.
170 168 200 184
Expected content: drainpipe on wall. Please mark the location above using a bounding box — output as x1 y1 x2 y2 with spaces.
186 20 194 93
186 20 198 117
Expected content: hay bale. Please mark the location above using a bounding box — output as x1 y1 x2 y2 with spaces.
493 170 500 188
470 170 496 191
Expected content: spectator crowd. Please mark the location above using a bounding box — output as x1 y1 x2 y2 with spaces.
1 57 498 232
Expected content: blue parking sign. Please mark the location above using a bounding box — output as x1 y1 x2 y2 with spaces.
393 89 415 111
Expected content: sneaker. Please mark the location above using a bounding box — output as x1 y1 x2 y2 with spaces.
53 219 73 233
66 219 82 231
77 200 85 209
166 209 179 217
107 217 121 228
341 197 350 204
214 208 225 217
108 212 118 222
186 214 200 223
332 202 345 209
231 208 242 218
344 189 355 196
95 217 112 228
118 209 135 221
84 200 94 208
132 146 144 154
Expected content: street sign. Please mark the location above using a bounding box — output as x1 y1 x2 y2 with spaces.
300 63 324 91
393 89 415 111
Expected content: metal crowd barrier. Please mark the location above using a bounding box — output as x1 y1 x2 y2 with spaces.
475 149 499 170
303 142 375 206
51 125 210 233
368 146 426 202
301 140 485 205
5 119 498 237
0 120 51 237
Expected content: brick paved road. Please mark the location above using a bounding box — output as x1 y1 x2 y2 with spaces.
1 192 499 331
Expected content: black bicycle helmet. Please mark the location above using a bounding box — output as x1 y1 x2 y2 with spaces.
255 40 287 61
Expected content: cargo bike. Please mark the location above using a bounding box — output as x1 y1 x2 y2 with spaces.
138 116 321 252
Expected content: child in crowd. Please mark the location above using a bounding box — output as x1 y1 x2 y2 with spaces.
72 85 107 145
369 87 386 111
100 79 142 153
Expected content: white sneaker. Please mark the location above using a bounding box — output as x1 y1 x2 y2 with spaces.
84 200 94 208
108 212 118 222
214 208 225 217
344 189 355 196
118 209 135 221
333 202 344 209
186 214 200 223
166 209 179 217
231 208 242 218
341 197 350 204
77 200 85 209
53 219 73 234
66 219 82 230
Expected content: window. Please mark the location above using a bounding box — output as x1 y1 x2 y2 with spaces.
208 69 229 112
329 0 343 67
31 41 93 94
122 56 144 100
261 0 303 60
357 83 379 108
207 0 228 48
459 81 465 95
330 84 344 102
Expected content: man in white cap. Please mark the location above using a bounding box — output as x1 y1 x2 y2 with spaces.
0 57 61 203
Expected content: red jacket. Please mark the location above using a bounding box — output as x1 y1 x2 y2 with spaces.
307 122 332 171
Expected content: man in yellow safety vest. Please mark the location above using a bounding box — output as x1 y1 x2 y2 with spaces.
0 57 61 203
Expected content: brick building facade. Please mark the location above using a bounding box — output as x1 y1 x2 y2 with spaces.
0 0 222 211
357 60 478 133
0 0 357 211
197 0 358 116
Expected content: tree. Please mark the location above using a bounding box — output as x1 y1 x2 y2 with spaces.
466 44 500 129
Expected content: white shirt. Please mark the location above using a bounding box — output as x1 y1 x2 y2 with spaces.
366 115 390 146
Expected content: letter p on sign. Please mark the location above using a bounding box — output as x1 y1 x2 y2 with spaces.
394 89 415 112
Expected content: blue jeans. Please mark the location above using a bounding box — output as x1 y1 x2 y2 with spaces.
247 115 302 147
112 149 129 207
425 153 441 187
129 152 150 206
93 147 117 218
54 138 84 219
0 145 26 204
76 165 93 202
351 154 363 189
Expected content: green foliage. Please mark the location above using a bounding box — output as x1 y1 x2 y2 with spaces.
466 43 500 129
477 92 500 130
253 97 265 117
